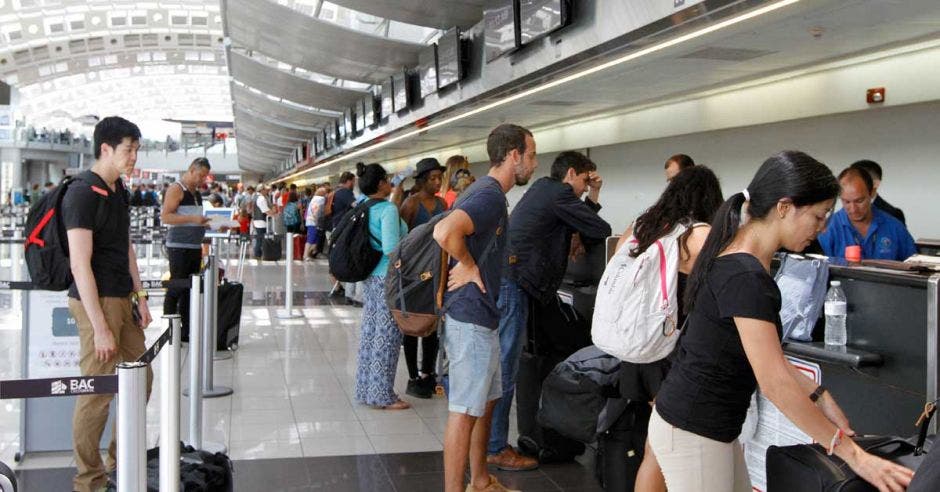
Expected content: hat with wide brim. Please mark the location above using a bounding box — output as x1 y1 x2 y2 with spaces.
415 157 446 178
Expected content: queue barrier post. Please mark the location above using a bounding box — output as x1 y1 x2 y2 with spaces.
277 232 300 319
186 273 204 449
160 315 182 492
116 361 147 492
202 252 233 396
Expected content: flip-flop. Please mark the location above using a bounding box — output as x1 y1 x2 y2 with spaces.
381 399 411 410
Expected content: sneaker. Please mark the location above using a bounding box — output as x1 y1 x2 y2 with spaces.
465 475 520 492
406 377 433 399
486 446 539 471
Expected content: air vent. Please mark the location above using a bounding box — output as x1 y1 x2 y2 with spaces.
530 100 582 107
31 46 50 61
87 37 105 51
178 34 194 45
142 34 158 47
124 34 141 47
680 46 774 61
195 34 211 47
69 39 86 53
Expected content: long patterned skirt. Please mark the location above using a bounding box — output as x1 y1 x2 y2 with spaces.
354 275 403 406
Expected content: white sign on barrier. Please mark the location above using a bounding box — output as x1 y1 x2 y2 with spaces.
742 356 821 492
26 290 80 379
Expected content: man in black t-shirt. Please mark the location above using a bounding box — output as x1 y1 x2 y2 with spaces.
64 117 153 492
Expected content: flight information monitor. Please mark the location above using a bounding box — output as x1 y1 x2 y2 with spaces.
417 43 438 99
484 0 518 63
519 0 571 45
344 107 355 136
392 70 409 113
362 93 376 128
380 80 393 120
437 27 463 89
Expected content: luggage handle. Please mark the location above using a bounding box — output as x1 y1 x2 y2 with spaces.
914 402 936 455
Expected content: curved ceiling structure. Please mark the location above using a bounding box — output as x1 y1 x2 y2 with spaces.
230 83 338 129
224 0 423 84
228 51 366 111
327 0 486 30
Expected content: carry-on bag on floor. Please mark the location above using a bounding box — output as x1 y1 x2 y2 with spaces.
217 280 243 351
293 233 305 260
262 235 282 261
594 402 651 491
146 442 233 492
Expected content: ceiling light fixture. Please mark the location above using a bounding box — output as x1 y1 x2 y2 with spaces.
274 0 801 183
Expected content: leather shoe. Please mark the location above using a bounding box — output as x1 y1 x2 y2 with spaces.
486 446 539 471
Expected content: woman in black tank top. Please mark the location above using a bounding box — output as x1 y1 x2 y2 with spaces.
611 166 723 492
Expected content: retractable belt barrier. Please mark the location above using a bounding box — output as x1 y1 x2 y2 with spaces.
0 315 184 492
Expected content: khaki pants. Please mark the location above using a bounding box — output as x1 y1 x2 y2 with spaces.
648 408 751 492
69 296 153 492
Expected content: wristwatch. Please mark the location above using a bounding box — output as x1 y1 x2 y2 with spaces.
135 290 149 301
809 384 827 403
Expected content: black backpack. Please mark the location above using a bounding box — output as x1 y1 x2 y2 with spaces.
328 199 383 283
24 172 106 291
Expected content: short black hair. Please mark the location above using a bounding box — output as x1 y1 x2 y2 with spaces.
93 116 141 159
550 151 596 180
851 159 882 181
838 166 874 193
339 171 356 184
486 124 532 166
189 157 211 171
665 154 695 170
356 162 388 195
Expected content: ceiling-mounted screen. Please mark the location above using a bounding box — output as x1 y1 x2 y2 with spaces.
519 0 571 45
392 70 409 113
484 0 518 63
323 128 333 150
417 43 438 99
380 80 392 120
336 117 346 142
355 100 366 132
344 107 355 136
362 93 376 128
437 27 463 89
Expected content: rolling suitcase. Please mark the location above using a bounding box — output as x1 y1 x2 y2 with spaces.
216 280 243 351
293 233 305 260
262 236 282 261
594 402 650 491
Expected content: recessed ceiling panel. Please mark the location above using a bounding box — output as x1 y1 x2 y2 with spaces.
327 0 486 29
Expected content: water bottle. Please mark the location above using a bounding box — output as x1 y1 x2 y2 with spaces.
824 281 847 346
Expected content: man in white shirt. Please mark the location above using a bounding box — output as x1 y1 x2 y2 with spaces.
251 186 274 259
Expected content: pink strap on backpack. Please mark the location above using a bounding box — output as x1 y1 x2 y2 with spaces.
655 240 668 309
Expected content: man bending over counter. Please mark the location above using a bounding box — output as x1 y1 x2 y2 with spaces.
818 166 916 261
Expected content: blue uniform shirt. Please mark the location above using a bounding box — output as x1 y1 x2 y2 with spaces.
818 207 916 261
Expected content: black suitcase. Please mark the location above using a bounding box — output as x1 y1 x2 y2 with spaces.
594 402 650 491
766 435 932 492
146 442 233 492
516 294 591 463
262 236 282 261
217 281 243 351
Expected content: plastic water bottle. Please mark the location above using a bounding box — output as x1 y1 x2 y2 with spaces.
824 281 847 346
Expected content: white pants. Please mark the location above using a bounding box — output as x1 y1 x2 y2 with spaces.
648 407 751 492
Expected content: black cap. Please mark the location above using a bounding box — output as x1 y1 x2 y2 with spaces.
415 157 446 179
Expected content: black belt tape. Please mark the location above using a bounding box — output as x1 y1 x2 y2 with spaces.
137 327 172 365
0 375 118 399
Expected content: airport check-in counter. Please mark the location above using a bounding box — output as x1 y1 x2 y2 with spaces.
782 264 940 436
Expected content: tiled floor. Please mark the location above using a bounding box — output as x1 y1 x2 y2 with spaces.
0 253 606 490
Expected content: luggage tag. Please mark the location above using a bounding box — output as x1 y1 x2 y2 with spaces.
914 401 936 456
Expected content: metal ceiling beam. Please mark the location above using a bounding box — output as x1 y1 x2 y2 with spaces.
228 51 365 112
224 0 422 84
327 0 485 30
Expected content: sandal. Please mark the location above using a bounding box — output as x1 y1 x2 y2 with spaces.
380 399 411 410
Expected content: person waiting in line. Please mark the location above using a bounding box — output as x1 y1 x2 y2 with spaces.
398 157 449 399
304 185 327 260
818 167 916 261
649 151 913 491
354 162 411 410
488 150 611 472
434 124 539 492
161 158 212 337
614 166 724 492
439 155 471 208
64 117 153 492
251 185 275 260
282 190 304 235
664 153 695 181
327 171 357 296
237 185 254 237
850 159 906 225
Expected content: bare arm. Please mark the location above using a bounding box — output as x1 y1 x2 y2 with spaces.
614 225 634 255
68 229 115 362
128 241 151 328
739 318 912 491
399 196 419 230
433 209 485 293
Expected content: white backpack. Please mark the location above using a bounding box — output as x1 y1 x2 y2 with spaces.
592 223 689 363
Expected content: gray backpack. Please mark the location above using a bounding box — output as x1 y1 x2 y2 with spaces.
537 345 623 443
774 254 829 341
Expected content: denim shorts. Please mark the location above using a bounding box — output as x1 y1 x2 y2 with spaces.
443 314 501 417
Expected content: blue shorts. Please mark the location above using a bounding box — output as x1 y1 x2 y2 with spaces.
443 315 501 417
305 226 318 244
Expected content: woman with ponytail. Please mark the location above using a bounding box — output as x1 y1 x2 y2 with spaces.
648 151 913 491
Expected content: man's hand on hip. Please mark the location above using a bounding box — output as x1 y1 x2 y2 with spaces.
447 261 485 294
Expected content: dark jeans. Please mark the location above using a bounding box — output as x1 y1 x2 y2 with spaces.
253 227 266 258
403 332 439 379
164 247 203 336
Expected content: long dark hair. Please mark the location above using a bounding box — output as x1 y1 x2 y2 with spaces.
684 151 839 311
631 165 723 259
356 162 387 196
